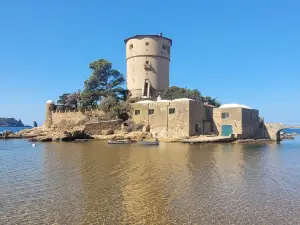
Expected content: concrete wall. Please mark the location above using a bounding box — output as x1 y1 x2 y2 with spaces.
131 100 206 138
125 35 172 98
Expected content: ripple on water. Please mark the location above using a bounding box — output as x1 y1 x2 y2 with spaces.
1 139 300 224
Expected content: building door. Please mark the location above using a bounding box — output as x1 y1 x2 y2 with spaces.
221 125 233 136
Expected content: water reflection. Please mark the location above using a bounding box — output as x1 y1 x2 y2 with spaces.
1 139 300 224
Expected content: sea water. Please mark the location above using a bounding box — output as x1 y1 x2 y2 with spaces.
1 137 300 224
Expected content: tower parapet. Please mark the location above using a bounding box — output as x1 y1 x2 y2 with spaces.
125 34 172 99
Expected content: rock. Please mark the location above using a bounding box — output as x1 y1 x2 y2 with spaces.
28 138 37 142
132 123 144 131
142 124 150 132
72 130 93 139
61 136 75 142
101 129 114 135
4 130 14 135
40 137 53 142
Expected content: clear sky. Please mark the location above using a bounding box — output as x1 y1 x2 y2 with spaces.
0 0 299 125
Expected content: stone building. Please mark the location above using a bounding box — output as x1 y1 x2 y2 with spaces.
131 98 211 138
43 34 284 141
212 104 264 139
125 34 172 99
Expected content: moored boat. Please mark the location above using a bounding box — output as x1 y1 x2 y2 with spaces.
138 139 159 145
108 139 131 144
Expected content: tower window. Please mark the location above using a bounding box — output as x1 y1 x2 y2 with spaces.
129 44 133 50
145 42 149 46
162 44 167 50
145 60 149 64
135 110 140 115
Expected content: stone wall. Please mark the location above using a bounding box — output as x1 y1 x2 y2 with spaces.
213 107 243 136
84 120 123 135
241 108 261 139
203 122 212 134
264 123 284 141
51 110 105 125
167 101 190 138
131 100 207 138
189 100 207 135
205 106 213 122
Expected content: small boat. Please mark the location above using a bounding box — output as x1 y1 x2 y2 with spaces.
138 139 159 145
108 139 131 144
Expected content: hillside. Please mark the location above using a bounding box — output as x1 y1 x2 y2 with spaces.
0 118 26 127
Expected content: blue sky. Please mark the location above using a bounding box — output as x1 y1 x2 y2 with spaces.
0 0 299 125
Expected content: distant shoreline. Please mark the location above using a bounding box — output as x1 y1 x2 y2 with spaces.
0 126 31 128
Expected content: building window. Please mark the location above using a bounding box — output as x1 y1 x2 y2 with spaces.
195 124 199 132
162 44 167 50
135 110 140 115
149 109 154 115
249 112 252 119
129 44 133 50
145 42 149 46
169 108 175 114
145 60 149 64
222 112 229 119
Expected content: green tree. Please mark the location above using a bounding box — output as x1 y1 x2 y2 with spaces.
57 93 71 109
81 59 125 108
57 91 81 110
201 96 221 107
65 90 81 109
99 96 132 121
161 86 202 101
161 86 220 107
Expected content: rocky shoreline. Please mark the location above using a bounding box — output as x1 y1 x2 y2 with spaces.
0 126 155 143
1 124 280 144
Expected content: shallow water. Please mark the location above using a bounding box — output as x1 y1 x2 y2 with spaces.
1 138 300 224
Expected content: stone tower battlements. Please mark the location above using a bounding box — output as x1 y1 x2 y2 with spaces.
124 34 172 99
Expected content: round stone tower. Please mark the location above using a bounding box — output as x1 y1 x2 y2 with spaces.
124 33 172 98
44 100 55 128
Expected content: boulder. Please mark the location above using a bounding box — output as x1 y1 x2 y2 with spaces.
72 130 93 139
40 137 53 142
28 138 38 142
60 136 75 142
142 124 150 132
3 130 14 135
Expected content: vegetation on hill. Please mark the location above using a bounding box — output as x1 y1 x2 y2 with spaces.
57 59 130 120
0 118 25 127
56 59 221 120
161 86 221 107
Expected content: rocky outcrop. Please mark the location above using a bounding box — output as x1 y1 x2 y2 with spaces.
10 125 93 142
6 119 153 143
